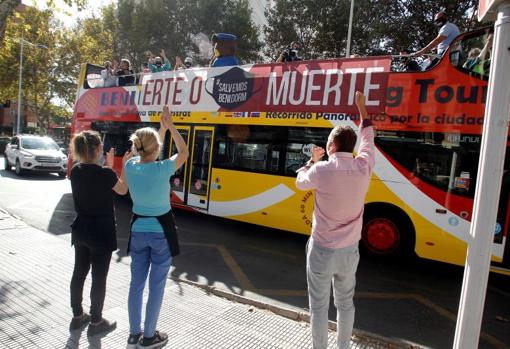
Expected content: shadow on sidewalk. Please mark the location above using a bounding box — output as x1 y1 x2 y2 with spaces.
0 280 47 340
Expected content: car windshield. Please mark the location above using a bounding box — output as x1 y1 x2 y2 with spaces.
21 137 60 150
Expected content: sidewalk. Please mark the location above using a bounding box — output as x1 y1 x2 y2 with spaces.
0 208 416 349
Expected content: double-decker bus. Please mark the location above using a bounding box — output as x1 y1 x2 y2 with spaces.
70 26 509 275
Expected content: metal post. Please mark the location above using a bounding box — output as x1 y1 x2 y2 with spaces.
16 33 24 135
453 3 510 349
346 0 355 57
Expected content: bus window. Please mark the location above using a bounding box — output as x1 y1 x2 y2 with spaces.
91 121 155 156
285 128 330 176
450 29 493 79
214 125 284 175
376 131 481 198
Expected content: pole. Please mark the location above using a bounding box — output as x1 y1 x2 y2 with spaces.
16 33 24 135
453 3 510 349
346 0 354 57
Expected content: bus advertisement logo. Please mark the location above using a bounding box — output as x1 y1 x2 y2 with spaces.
206 67 256 110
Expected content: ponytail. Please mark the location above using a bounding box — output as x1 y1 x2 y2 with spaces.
71 131 101 163
129 127 161 159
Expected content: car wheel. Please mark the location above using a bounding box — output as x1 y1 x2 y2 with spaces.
58 172 66 179
15 159 24 176
4 156 11 171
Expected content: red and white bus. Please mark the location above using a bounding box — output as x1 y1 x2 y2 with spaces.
70 26 509 275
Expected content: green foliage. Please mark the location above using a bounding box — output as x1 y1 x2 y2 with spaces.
0 7 64 130
264 0 479 59
116 0 262 69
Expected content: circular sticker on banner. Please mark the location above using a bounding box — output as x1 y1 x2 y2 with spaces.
495 223 502 235
448 217 459 227
173 178 180 187
302 144 316 157
194 180 202 191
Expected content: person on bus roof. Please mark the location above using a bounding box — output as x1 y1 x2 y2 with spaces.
210 33 239 67
124 107 189 348
148 49 172 73
115 59 135 86
415 12 460 69
101 61 118 88
295 92 375 349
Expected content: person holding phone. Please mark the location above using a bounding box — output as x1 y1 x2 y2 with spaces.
296 92 375 349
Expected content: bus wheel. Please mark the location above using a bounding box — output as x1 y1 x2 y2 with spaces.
361 206 415 257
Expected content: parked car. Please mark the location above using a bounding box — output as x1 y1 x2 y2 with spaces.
0 136 10 154
4 135 68 178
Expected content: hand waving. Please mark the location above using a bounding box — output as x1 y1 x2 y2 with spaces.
161 105 173 129
355 91 366 108
105 147 115 168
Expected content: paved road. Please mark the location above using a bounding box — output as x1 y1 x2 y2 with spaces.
0 156 508 349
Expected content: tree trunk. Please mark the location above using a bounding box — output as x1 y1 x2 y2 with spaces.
0 0 21 47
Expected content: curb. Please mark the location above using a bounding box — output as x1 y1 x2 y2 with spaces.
0 207 425 348
172 277 425 349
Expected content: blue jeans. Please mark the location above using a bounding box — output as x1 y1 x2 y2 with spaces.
128 232 172 337
306 239 359 349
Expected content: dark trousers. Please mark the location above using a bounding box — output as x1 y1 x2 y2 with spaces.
70 245 112 323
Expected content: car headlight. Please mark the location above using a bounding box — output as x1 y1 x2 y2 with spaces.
20 151 34 158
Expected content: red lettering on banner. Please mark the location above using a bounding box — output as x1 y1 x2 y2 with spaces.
164 77 174 105
173 77 184 105
190 77 202 104
142 79 154 106
152 79 163 105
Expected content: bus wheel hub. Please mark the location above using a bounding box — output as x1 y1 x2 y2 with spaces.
366 219 399 252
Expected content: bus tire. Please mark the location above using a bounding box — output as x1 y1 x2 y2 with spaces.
361 204 415 258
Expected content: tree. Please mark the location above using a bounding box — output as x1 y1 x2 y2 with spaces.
0 7 62 132
0 0 87 47
264 0 479 59
54 4 118 108
116 0 262 69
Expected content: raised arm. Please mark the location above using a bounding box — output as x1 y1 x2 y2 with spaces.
354 91 375 171
103 147 132 195
161 106 189 170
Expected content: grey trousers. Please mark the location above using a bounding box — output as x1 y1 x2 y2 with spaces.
306 239 360 349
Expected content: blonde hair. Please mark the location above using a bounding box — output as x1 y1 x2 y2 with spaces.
71 130 101 163
130 127 161 159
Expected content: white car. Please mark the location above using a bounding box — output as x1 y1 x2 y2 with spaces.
4 135 68 178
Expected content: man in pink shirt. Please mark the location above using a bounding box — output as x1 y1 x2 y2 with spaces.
296 91 375 349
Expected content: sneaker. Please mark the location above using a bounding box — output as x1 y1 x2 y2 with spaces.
87 318 117 337
138 331 168 348
126 332 143 349
69 313 91 331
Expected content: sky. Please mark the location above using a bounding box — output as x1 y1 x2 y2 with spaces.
23 0 268 29
23 0 115 27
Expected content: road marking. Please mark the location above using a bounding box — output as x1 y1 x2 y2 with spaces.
242 245 299 260
179 242 508 349
179 242 256 291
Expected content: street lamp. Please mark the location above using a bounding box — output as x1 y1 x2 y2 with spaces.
346 0 355 57
16 33 48 135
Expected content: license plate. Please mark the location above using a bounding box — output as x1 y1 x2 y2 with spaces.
41 162 58 167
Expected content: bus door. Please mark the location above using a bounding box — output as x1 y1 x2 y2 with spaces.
186 126 214 210
169 126 191 205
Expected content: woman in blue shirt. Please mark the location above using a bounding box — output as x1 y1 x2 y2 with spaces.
124 106 189 348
